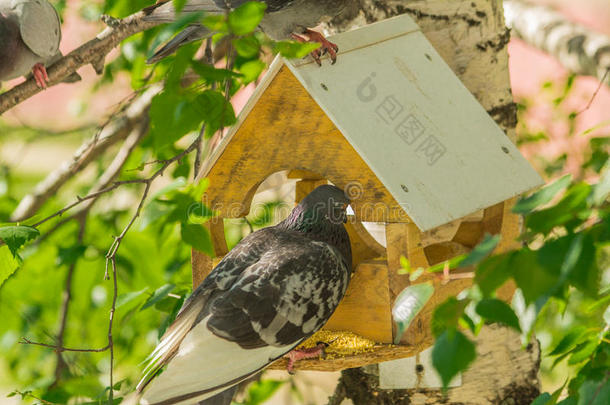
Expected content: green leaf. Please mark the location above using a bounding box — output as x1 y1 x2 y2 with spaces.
409 267 425 281
56 244 86 267
431 297 470 337
238 60 266 83
155 288 187 312
513 174 572 214
151 177 189 200
392 282 434 344
568 340 599 365
565 233 598 296
432 330 476 389
549 327 588 356
186 202 214 224
459 312 478 335
234 36 261 58
228 1 267 36
560 234 584 281
460 234 500 267
116 288 148 309
537 380 568 405
512 249 558 305
532 393 553 405
0 245 20 288
80 398 122 405
399 255 410 270
180 223 213 255
141 284 176 311
590 162 610 206
428 254 467 273
191 61 241 82
103 0 152 18
173 0 187 12
158 294 186 338
0 225 39 257
190 177 209 201
475 252 513 296
604 305 610 327
475 298 521 332
191 90 237 138
202 15 228 32
244 379 284 405
577 378 610 405
149 91 203 150
273 41 320 59
526 182 592 234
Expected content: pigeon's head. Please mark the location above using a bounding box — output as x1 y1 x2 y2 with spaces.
298 184 350 226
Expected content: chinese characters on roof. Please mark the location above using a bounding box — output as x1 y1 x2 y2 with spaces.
357 73 446 166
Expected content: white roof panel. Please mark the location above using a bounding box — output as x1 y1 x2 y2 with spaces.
285 14 543 230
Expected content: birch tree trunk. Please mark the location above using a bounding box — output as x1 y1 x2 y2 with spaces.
325 1 540 403
504 0 610 85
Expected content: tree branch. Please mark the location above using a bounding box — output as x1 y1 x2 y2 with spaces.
10 84 161 222
79 118 151 213
19 131 199 404
19 134 199 347
51 217 87 388
0 13 160 114
20 337 110 352
504 0 610 85
102 136 200 403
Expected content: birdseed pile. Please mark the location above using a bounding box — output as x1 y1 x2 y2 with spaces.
297 330 377 359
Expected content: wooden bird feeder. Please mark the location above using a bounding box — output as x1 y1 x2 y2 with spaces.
192 14 543 372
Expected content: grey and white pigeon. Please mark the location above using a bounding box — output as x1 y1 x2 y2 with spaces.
142 0 348 65
135 185 352 405
0 0 78 88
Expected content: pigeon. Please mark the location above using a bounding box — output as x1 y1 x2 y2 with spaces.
142 0 348 65
0 0 79 88
136 185 352 405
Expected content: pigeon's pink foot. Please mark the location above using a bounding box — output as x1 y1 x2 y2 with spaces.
291 29 339 66
32 63 49 88
285 342 328 374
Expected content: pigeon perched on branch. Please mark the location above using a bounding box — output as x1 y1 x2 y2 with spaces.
0 0 79 88
142 0 347 65
136 185 352 405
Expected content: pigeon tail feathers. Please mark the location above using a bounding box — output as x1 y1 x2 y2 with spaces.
147 25 212 64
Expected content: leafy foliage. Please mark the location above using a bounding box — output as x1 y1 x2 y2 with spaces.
0 1 318 403
0 225 40 258
426 164 609 396
422 73 610 401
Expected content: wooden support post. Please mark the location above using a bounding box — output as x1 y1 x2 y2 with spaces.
325 259 393 343
385 223 430 303
386 222 431 344
385 223 411 305
191 249 210 288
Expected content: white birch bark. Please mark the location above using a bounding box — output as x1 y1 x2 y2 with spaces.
504 0 610 84
324 2 540 403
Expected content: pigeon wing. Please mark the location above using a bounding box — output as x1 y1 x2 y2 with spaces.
208 239 351 348
139 236 350 405
136 228 279 394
